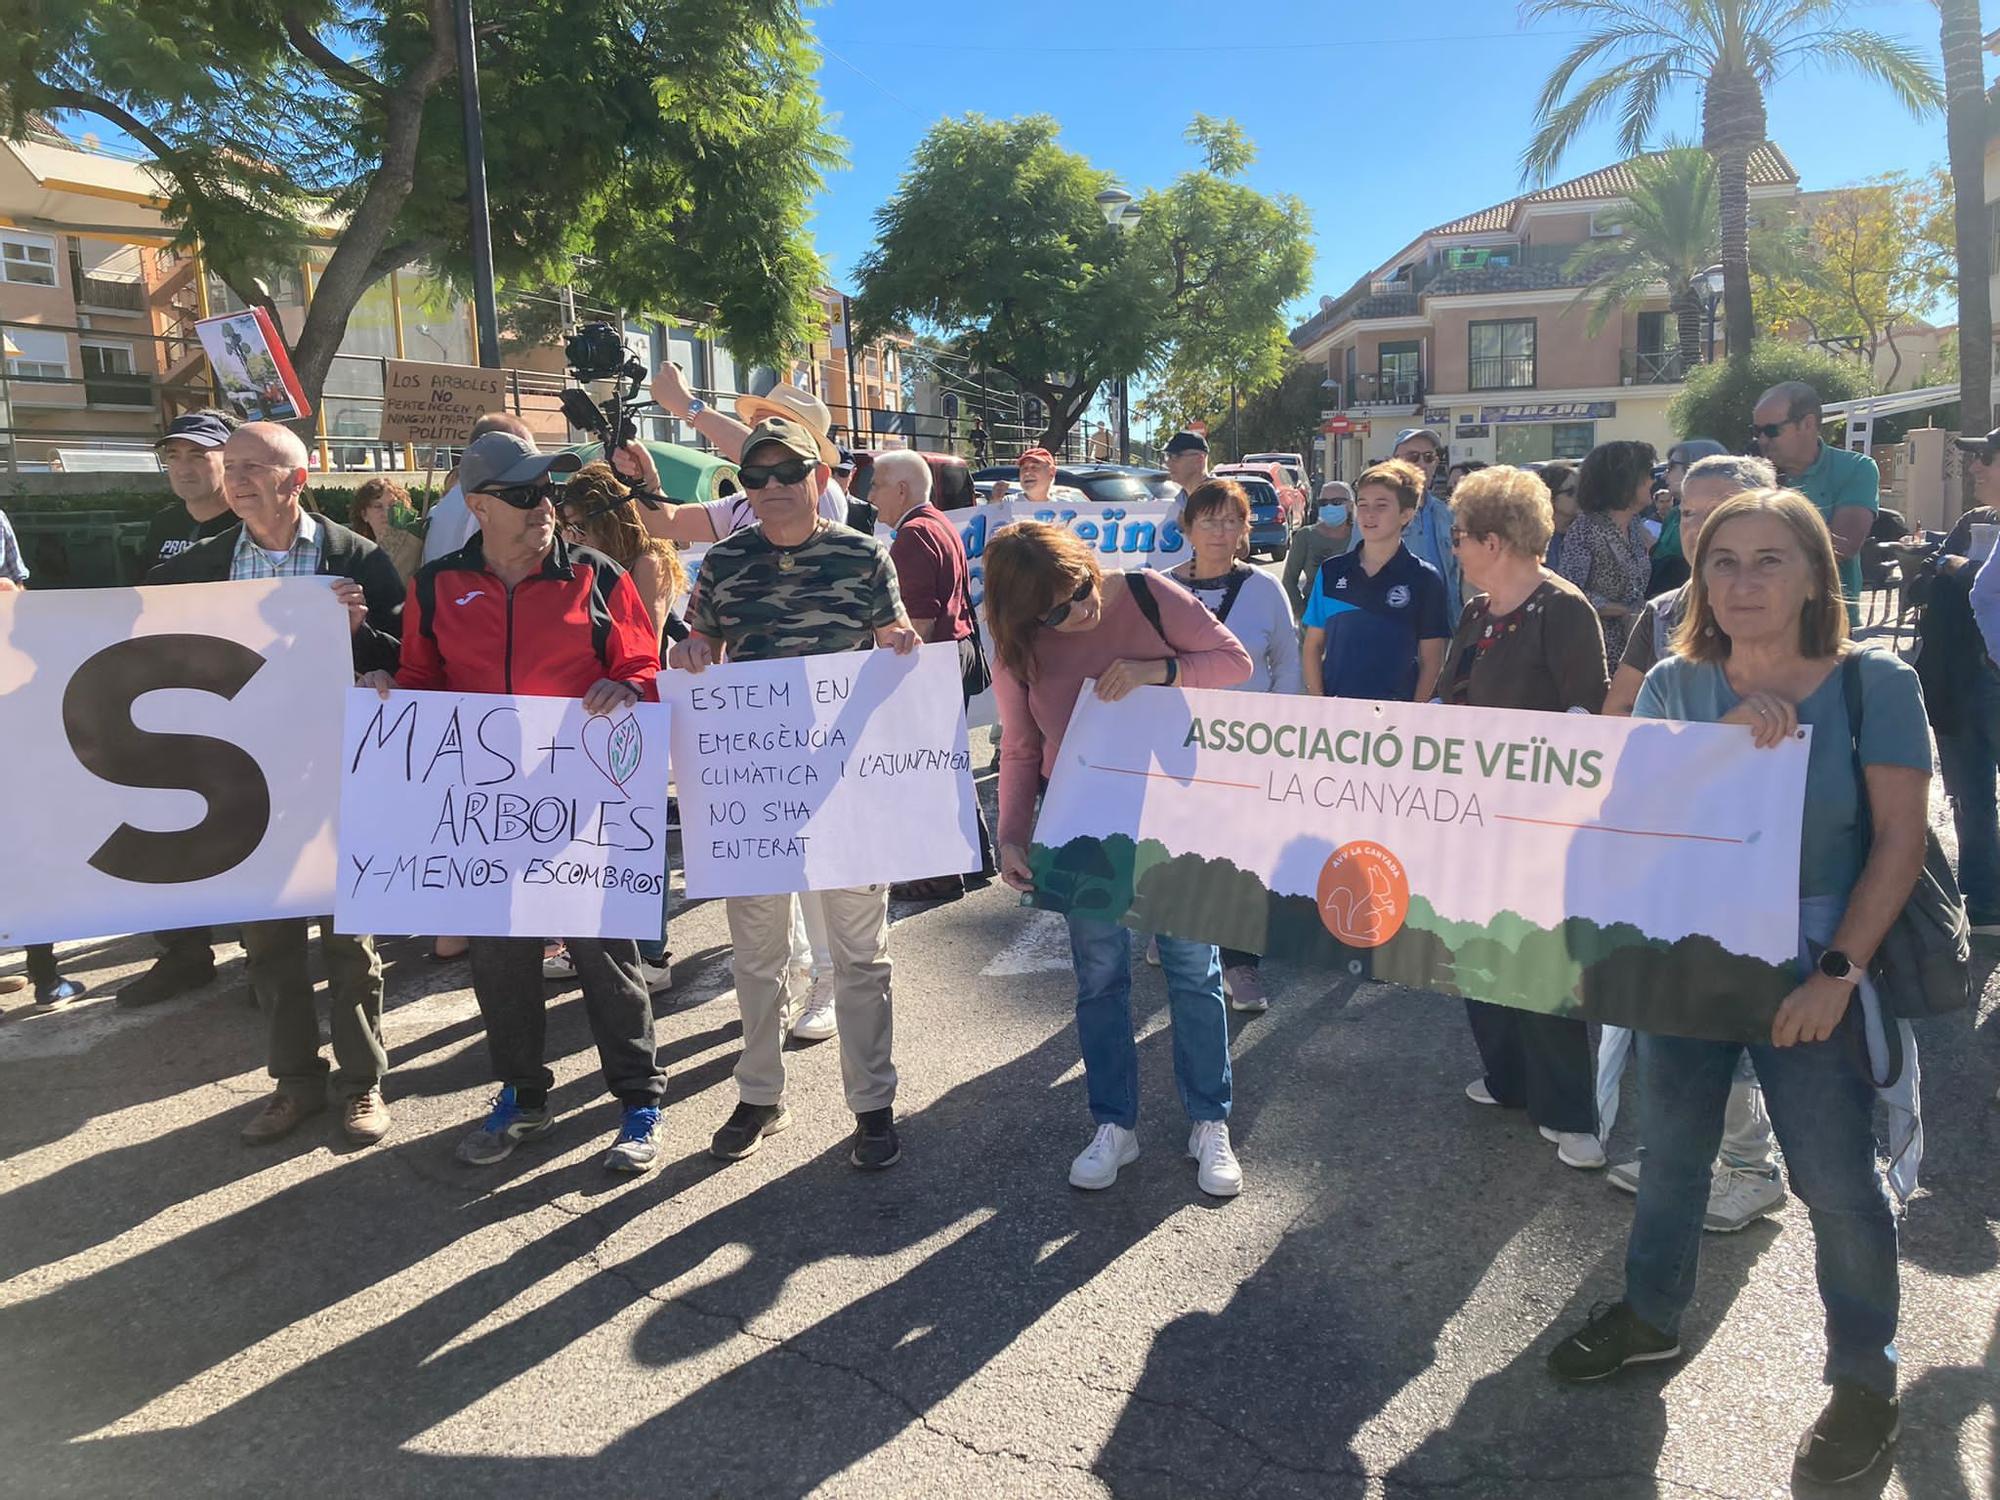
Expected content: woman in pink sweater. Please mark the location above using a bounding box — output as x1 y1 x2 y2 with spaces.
986 522 1255 1199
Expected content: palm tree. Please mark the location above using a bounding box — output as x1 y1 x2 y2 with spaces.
1936 0 1992 506
1563 147 1718 376
1523 0 1942 362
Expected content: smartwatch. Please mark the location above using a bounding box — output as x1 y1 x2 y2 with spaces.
1817 948 1859 984
685 397 707 418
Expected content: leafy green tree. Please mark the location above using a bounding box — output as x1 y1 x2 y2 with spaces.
1667 339 1866 444
1522 0 1941 363
1143 352 1323 463
852 113 1310 452
0 0 840 413
1562 147 1717 375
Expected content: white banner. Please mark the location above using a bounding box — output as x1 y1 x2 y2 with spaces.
666 642 979 897
336 689 671 939
0 579 351 945
1029 686 1810 1042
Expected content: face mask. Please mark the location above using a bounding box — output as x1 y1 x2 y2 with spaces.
1319 504 1348 526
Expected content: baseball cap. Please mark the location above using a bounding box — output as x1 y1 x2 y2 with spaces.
741 416 824 468
1953 428 2000 458
459 431 580 502
1017 447 1056 468
833 446 857 475
156 411 235 449
1392 427 1443 453
1164 430 1209 456
1667 437 1728 467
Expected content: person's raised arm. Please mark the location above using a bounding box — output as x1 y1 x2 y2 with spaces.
651 362 755 463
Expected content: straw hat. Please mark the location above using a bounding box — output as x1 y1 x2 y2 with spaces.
733 383 839 466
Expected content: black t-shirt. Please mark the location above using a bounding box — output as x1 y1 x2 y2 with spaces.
143 502 235 573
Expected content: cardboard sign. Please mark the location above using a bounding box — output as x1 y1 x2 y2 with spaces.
665 642 979 897
0 579 351 944
195 308 309 422
379 359 509 446
336 689 671 939
1030 685 1809 1043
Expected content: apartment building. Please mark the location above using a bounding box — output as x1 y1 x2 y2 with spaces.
1291 145 1801 479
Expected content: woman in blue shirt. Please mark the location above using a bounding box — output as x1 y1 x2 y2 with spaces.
1545 489 1930 1487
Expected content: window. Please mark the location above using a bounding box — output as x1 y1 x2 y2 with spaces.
1377 339 1421 402
1551 422 1594 460
1469 319 1535 390
81 341 149 405
1 232 57 286
5 328 70 402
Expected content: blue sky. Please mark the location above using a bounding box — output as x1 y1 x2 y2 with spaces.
807 0 1973 321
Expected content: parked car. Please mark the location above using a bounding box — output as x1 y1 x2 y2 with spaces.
972 463 1158 508
1241 451 1308 488
1229 475 1292 559
848 449 977 511
1215 461 1306 533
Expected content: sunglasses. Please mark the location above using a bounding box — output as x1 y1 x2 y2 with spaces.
740 456 815 490
1040 578 1094 629
483 482 556 510
1749 420 1796 441
1398 449 1441 464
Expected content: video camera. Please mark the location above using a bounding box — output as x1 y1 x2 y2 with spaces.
558 320 661 510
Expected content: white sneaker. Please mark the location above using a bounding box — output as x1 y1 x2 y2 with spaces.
1144 936 1161 967
1187 1120 1243 1198
790 973 837 1041
1465 1078 1499 1106
1070 1123 1139 1190
776 961 812 1033
542 945 577 980
1607 1158 1642 1195
1704 1166 1786 1232
1539 1125 1606 1170
1223 966 1268 1013
638 958 673 995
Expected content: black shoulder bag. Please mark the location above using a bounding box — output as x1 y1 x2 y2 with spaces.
1841 652 1970 1018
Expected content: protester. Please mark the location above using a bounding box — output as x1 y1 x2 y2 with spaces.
1350 427 1460 604
1541 461 1579 567
348 476 424 580
1442 459 1487 498
986 521 1254 1196
0 505 24 584
558 462 688 643
371 428 670 1173
421 411 537 566
1168 477 1301 1013
1301 459 1452 705
1932 427 2000 935
667 415 921 1171
1439 466 1609 1170
1015 445 1087 506
872 448 994 902
1281 481 1353 613
1650 439 1728 594
151 422 402 1146
1557 440 1657 666
1548 489 1927 1487
1162 430 1211 501
638 363 852 541
1604 454 1776 716
1752 381 1879 625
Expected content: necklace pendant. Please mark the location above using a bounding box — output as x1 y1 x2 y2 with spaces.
778 552 796 572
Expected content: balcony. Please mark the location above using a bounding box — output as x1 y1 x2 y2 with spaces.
1327 371 1425 413
1621 348 1690 386
74 275 147 314
1468 355 1536 392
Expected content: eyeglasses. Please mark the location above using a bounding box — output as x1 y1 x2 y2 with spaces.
1398 449 1441 465
482 482 556 510
740 456 815 490
1750 419 1797 441
1040 578 1094 629
1190 512 1246 531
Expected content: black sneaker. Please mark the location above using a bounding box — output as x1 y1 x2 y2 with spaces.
35 978 85 1007
709 1101 791 1161
851 1107 901 1170
1547 1301 1681 1382
1794 1382 1899 1485
116 955 216 1009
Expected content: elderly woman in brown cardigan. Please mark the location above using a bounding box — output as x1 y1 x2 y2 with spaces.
1437 465 1611 1171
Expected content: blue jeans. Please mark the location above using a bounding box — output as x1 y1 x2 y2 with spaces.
1067 914 1231 1128
1937 661 2000 923
1624 937 1898 1396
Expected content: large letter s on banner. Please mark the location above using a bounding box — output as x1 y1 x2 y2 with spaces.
62 634 273 884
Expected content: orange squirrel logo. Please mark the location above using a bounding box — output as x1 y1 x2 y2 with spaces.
1315 841 1410 947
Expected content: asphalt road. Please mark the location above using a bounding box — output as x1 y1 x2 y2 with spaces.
1 727 1995 1500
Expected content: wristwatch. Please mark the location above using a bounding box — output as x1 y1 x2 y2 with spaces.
1161 658 1180 687
684 397 706 418
1817 948 1859 984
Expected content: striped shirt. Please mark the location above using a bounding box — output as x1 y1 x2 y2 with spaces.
229 510 322 581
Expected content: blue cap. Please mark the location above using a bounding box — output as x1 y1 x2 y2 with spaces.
156 411 235 449
1164 430 1208 456
1393 427 1443 451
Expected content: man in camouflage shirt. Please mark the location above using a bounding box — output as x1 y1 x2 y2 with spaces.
671 415 920 1172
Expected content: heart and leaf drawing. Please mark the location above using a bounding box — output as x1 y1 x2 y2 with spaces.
582 713 644 792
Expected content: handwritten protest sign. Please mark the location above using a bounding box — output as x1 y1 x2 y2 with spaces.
0 578 350 944
665 642 978 897
1030 685 1809 1043
336 689 671 939
379 359 509 446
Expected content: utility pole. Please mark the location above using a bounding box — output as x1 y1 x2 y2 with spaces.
454 0 501 367
841 294 861 444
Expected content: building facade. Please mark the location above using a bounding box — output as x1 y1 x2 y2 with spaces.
1291 145 1801 478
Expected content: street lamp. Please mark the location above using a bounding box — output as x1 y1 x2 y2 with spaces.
1694 263 1725 366
1097 185 1142 463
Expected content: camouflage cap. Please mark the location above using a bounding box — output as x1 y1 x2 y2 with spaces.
741 416 823 469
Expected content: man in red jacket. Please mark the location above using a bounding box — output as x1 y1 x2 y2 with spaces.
362 430 670 1174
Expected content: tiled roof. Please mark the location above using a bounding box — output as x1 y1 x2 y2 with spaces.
1427 143 1797 237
